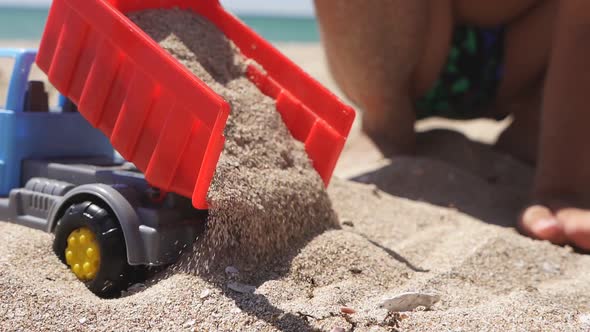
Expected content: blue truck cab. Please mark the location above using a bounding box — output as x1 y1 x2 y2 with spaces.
0 48 114 195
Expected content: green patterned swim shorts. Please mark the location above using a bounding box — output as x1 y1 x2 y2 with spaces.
416 26 505 120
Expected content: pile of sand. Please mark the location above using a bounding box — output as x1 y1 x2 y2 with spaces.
129 9 337 268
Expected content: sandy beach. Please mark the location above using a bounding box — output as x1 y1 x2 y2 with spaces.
1 39 589 331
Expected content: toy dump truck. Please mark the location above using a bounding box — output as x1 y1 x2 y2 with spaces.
0 48 207 296
0 0 355 296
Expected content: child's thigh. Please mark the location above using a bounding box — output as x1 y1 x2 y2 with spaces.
499 0 556 102
316 0 453 101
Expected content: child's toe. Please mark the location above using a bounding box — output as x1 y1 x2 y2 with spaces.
519 205 567 244
557 208 590 250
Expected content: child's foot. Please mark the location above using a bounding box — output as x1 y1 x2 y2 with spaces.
520 200 590 250
519 204 567 245
555 208 590 250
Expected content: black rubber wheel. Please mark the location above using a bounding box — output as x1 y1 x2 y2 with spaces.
53 201 132 298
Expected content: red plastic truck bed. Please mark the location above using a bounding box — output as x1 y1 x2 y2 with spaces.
36 0 355 209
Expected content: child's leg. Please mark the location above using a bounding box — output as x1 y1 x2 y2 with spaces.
314 0 453 155
523 1 590 250
457 0 590 249
495 0 556 164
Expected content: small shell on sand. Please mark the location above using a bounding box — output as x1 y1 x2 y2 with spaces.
379 292 441 312
183 319 196 328
199 289 211 299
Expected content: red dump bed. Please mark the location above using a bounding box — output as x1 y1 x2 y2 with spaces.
37 0 355 209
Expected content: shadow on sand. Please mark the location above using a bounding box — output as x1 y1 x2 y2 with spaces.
353 129 533 228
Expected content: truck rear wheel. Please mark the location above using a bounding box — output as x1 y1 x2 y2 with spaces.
53 201 132 297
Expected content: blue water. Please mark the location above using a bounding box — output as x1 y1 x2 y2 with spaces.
0 7 320 42
0 7 49 40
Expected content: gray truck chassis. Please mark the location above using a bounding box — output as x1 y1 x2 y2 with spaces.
0 158 206 266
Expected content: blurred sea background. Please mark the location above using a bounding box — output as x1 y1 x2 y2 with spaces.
0 6 320 42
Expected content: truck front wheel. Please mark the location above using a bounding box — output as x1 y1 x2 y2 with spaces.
53 201 132 297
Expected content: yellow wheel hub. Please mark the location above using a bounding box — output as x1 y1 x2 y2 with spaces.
65 227 101 281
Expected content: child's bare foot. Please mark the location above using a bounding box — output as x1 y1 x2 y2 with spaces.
521 202 590 251
519 204 567 246
556 208 590 250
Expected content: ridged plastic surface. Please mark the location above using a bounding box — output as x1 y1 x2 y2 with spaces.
37 0 355 209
